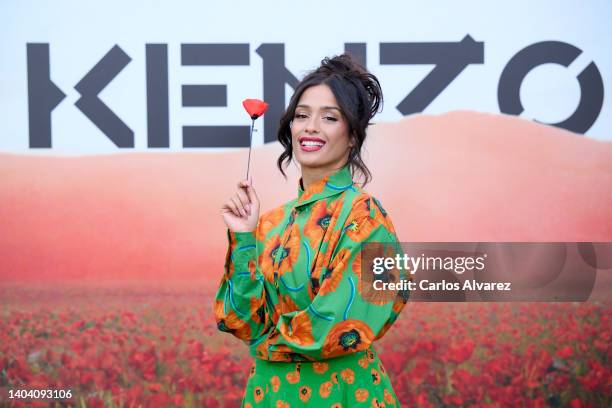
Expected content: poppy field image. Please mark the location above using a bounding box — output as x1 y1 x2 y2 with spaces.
2 110 611 407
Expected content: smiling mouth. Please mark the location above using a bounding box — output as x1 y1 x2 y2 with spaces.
299 137 326 152
301 140 325 147
299 137 326 149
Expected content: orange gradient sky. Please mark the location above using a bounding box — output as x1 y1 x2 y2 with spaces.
1 111 611 288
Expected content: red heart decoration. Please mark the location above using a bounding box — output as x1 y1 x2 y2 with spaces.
242 99 269 120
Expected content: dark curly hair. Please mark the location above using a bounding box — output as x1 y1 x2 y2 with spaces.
276 53 383 186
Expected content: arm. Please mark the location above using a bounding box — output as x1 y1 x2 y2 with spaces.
213 229 271 342
214 179 272 343
267 195 410 360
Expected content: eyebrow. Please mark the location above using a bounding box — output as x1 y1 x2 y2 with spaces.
296 104 341 112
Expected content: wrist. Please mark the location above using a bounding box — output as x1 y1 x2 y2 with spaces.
228 230 256 246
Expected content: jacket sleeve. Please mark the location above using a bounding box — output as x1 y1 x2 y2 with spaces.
267 195 410 360
213 229 271 342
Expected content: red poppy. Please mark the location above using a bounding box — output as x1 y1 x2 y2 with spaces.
242 99 269 119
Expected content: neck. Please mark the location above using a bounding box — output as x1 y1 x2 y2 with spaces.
301 164 344 190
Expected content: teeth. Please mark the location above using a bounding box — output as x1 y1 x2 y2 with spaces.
301 140 324 147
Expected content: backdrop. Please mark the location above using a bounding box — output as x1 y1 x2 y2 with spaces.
1 1 611 407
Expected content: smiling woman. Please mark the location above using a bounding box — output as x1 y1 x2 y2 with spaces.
215 54 409 407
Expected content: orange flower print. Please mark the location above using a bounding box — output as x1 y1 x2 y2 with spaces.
277 224 301 276
313 362 329 374
248 364 256 378
270 375 281 392
260 234 281 281
272 295 301 324
379 361 387 376
280 295 300 314
331 404 342 408
317 248 351 296
367 348 375 362
276 401 290 408
256 338 269 359
213 300 251 340
271 353 294 363
259 225 300 282
322 225 342 249
340 368 355 384
309 227 343 298
245 403 253 408
250 296 266 325
225 253 235 278
342 194 377 241
373 206 394 236
298 178 326 203
384 389 395 404
358 355 369 368
279 312 314 346
359 195 391 234
372 196 396 235
298 385 312 402
371 368 381 385
344 214 376 243
304 200 340 245
319 381 333 398
355 388 369 402
248 259 257 277
330 371 339 384
267 343 296 362
256 206 285 242
371 397 386 408
322 319 375 358
253 386 264 403
352 243 395 306
286 370 300 384
350 193 371 218
393 292 408 313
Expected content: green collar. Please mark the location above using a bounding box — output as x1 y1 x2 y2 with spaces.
296 165 356 208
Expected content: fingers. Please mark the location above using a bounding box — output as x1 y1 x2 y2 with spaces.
237 178 259 207
221 197 240 218
243 178 260 206
222 179 258 219
230 196 247 217
235 187 251 215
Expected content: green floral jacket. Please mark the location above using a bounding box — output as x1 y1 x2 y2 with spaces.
214 165 409 362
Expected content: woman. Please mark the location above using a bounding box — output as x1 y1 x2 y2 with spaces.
215 54 409 407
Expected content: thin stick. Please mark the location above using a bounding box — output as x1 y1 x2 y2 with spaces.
246 118 255 181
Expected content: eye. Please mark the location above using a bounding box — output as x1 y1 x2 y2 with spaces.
324 116 338 122
294 113 308 119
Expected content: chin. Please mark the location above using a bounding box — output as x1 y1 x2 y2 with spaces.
294 153 322 168
296 160 322 170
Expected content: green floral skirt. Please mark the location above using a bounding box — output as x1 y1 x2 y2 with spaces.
241 346 401 407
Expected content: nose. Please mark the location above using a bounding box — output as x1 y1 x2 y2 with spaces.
305 115 320 134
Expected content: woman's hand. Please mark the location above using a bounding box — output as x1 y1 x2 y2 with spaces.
221 179 260 232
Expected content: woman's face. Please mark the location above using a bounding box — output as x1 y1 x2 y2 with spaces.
290 84 354 174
